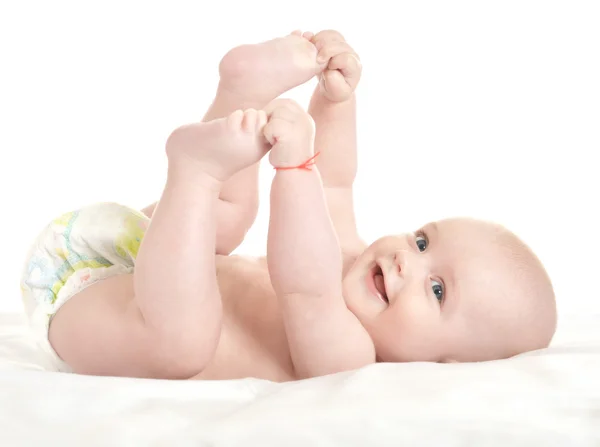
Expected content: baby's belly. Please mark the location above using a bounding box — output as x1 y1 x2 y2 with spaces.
192 255 295 382
192 331 295 382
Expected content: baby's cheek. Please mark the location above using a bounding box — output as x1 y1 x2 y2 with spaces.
393 297 434 327
387 301 441 358
394 314 429 342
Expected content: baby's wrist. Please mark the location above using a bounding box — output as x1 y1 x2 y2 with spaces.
270 152 321 172
314 85 355 105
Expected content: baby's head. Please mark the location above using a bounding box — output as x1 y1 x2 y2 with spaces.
343 218 556 363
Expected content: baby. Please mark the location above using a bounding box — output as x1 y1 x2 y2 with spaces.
21 30 557 381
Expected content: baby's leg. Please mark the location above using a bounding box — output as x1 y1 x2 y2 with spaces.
143 32 319 254
44 110 268 379
200 32 319 253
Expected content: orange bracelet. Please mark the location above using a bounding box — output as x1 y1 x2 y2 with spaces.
273 152 321 171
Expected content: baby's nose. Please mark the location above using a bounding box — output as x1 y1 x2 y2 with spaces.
393 250 407 275
394 249 425 277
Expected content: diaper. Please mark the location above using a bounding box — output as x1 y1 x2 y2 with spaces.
20 202 149 371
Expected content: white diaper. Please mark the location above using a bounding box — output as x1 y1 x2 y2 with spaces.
20 202 149 371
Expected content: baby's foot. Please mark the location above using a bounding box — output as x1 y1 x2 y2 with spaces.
218 32 321 103
166 109 269 181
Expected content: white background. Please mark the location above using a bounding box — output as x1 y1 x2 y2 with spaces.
0 0 598 322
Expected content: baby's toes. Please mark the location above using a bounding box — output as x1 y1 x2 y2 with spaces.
241 109 259 132
291 30 314 41
255 110 268 132
226 109 245 131
264 98 303 122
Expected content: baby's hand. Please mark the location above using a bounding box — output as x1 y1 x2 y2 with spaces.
311 30 362 103
263 99 316 169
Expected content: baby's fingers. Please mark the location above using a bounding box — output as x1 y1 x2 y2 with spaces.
263 98 304 120
316 41 354 65
320 69 352 100
328 52 362 81
311 30 345 51
263 118 293 145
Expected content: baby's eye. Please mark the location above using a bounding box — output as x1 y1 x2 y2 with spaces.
432 280 444 303
415 234 427 252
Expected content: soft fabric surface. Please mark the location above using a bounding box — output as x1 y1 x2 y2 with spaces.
1 312 599 446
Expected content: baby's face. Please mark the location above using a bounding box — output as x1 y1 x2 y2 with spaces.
342 218 555 363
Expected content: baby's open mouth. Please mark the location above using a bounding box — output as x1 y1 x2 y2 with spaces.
372 264 389 304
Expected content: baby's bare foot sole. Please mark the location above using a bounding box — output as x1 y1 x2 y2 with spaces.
218 33 320 103
166 110 269 181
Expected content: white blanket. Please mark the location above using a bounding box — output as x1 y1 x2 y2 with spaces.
1 312 599 446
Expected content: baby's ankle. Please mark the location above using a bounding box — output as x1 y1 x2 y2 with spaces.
166 156 223 193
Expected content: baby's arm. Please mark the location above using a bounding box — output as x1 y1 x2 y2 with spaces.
309 93 363 255
265 99 375 379
308 31 365 257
